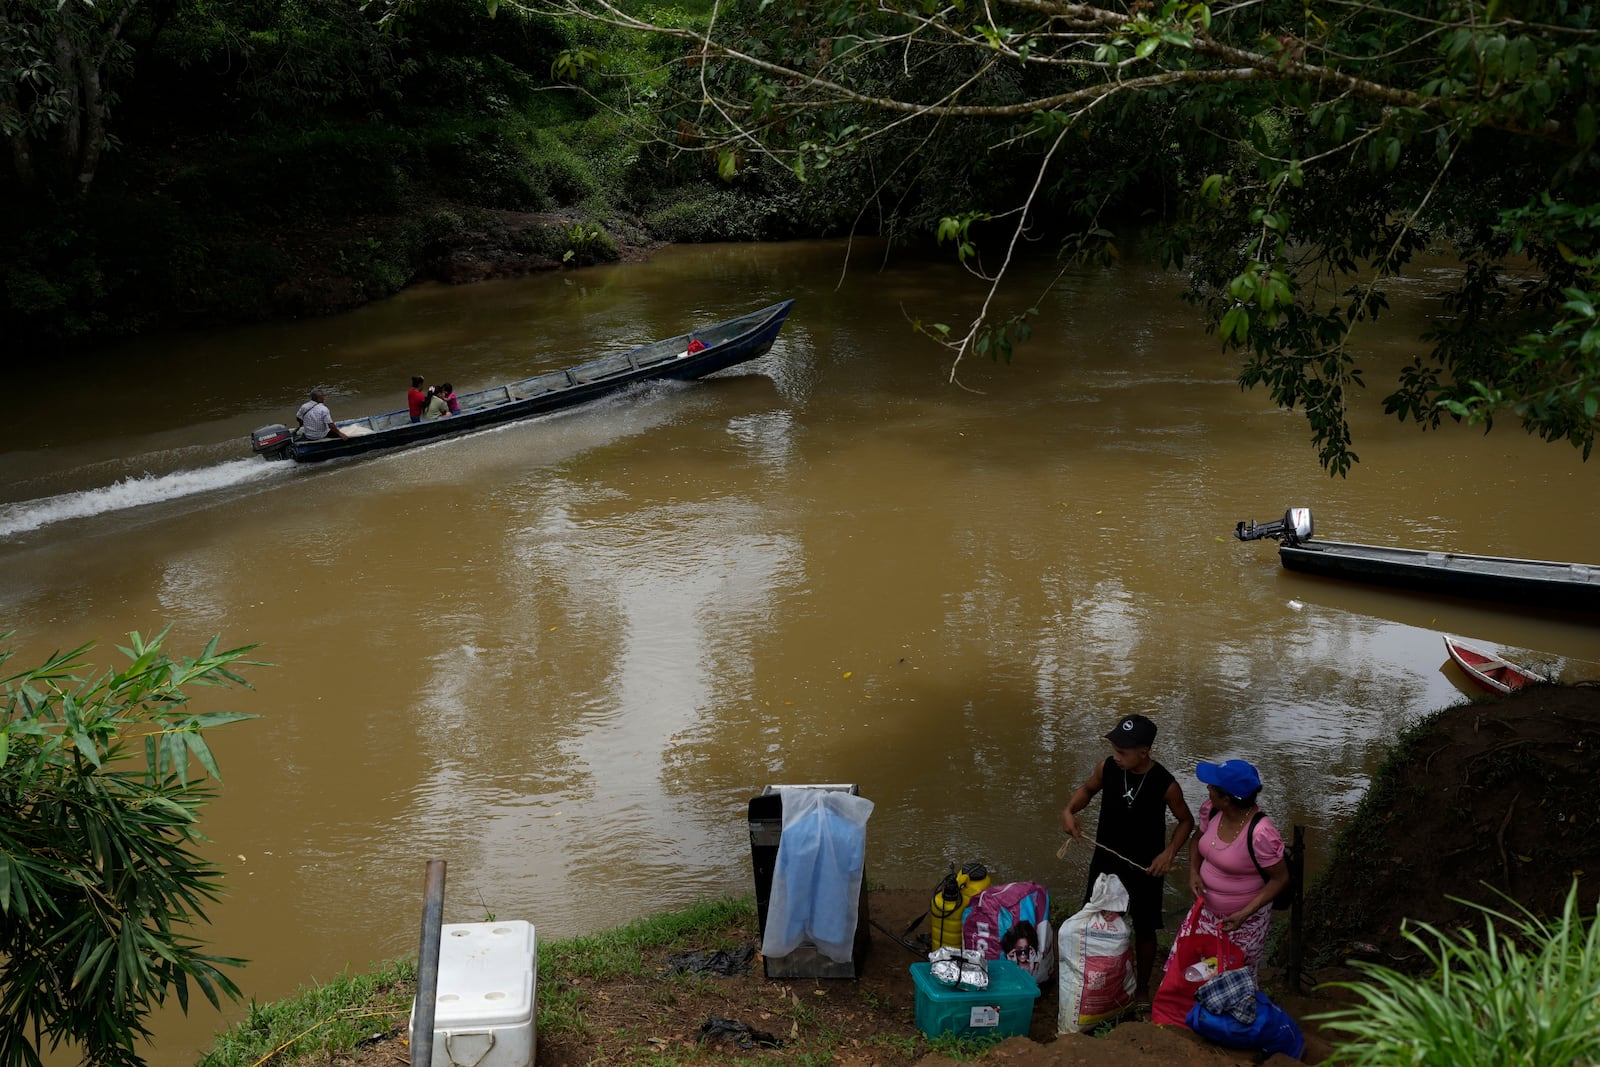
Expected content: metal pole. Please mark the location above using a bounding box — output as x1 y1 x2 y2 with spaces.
410 860 447 1067
1285 825 1305 993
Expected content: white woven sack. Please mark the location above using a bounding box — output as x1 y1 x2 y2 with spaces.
1056 873 1136 1034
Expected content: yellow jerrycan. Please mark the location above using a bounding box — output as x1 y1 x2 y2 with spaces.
929 872 965 951
956 862 990 905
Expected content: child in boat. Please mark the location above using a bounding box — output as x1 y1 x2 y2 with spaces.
422 386 449 420
439 383 460 415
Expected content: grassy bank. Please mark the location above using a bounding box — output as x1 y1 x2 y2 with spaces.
197 893 1006 1067
200 898 762 1066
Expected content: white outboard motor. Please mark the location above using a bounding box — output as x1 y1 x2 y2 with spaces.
1234 507 1314 545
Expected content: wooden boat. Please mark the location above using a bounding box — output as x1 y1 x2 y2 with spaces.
250 299 794 463
1233 507 1600 612
1443 636 1546 694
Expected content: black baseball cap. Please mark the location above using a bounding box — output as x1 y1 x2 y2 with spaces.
1105 714 1157 748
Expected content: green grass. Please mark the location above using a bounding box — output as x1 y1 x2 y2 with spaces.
1314 880 1600 1067
197 960 416 1067
202 897 756 1067
923 1031 997 1059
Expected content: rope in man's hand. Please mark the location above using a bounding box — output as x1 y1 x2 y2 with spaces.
1056 832 1148 871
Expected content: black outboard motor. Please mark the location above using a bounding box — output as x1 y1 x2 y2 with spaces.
1234 507 1314 545
251 424 294 461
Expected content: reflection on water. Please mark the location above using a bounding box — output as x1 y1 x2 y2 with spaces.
2 241 1598 1063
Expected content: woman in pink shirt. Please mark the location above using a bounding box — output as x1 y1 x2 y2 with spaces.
1176 759 1289 977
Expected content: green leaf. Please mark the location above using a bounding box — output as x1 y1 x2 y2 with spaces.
1221 306 1248 342
71 728 101 768
72 939 114 989
1577 104 1596 149
182 730 222 780
1135 37 1159 59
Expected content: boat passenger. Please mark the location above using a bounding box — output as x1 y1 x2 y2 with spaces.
295 388 348 441
439 382 460 415
408 376 428 424
423 386 449 420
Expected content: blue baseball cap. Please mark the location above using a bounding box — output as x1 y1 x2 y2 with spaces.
1196 759 1262 798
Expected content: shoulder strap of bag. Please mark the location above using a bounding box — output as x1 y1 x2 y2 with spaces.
1243 811 1268 883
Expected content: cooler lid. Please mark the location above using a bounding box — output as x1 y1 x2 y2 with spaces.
428 920 537 1027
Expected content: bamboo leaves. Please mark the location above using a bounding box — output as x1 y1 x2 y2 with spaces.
0 632 260 1067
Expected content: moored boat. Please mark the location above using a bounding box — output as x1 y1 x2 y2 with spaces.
250 299 794 463
1233 507 1600 611
1443 636 1547 694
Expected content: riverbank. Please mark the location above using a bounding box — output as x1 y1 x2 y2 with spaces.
204 684 1600 1066
246 201 653 321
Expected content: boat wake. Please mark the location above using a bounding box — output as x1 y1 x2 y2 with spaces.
0 459 289 539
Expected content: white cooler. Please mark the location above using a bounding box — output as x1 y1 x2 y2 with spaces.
411 920 537 1067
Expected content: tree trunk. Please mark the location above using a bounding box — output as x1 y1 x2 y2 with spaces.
5 129 38 190
53 25 82 168
75 48 104 196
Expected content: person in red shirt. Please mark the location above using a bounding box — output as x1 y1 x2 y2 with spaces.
407 376 427 423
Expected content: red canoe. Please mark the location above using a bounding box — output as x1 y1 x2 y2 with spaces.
1444 636 1546 695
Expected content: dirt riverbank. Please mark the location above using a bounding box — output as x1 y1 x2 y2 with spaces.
286 684 1599 1066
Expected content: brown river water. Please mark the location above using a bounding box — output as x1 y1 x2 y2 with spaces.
2 240 1598 1062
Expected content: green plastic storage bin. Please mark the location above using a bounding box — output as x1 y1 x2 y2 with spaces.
909 958 1040 1040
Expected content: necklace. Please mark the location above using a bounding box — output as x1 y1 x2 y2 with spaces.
1121 768 1148 808
1216 808 1256 841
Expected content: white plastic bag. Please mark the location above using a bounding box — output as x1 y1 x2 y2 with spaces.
1056 873 1136 1034
760 788 874 963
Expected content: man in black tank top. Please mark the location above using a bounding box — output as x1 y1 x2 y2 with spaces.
1060 714 1195 1002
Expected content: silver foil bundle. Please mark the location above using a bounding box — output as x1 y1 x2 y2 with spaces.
927 947 989 990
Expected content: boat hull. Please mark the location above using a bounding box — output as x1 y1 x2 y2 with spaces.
255 299 794 464
1279 540 1600 612
1444 636 1545 694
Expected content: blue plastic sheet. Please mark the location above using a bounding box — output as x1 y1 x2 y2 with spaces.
760 788 874 962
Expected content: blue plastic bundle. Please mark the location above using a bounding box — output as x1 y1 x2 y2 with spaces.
1186 992 1305 1060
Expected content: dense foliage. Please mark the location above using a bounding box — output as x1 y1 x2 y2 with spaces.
513 0 1600 472
0 0 701 346
0 631 258 1067
3 0 1596 470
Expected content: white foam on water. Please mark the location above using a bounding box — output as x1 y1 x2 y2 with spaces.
0 459 289 539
